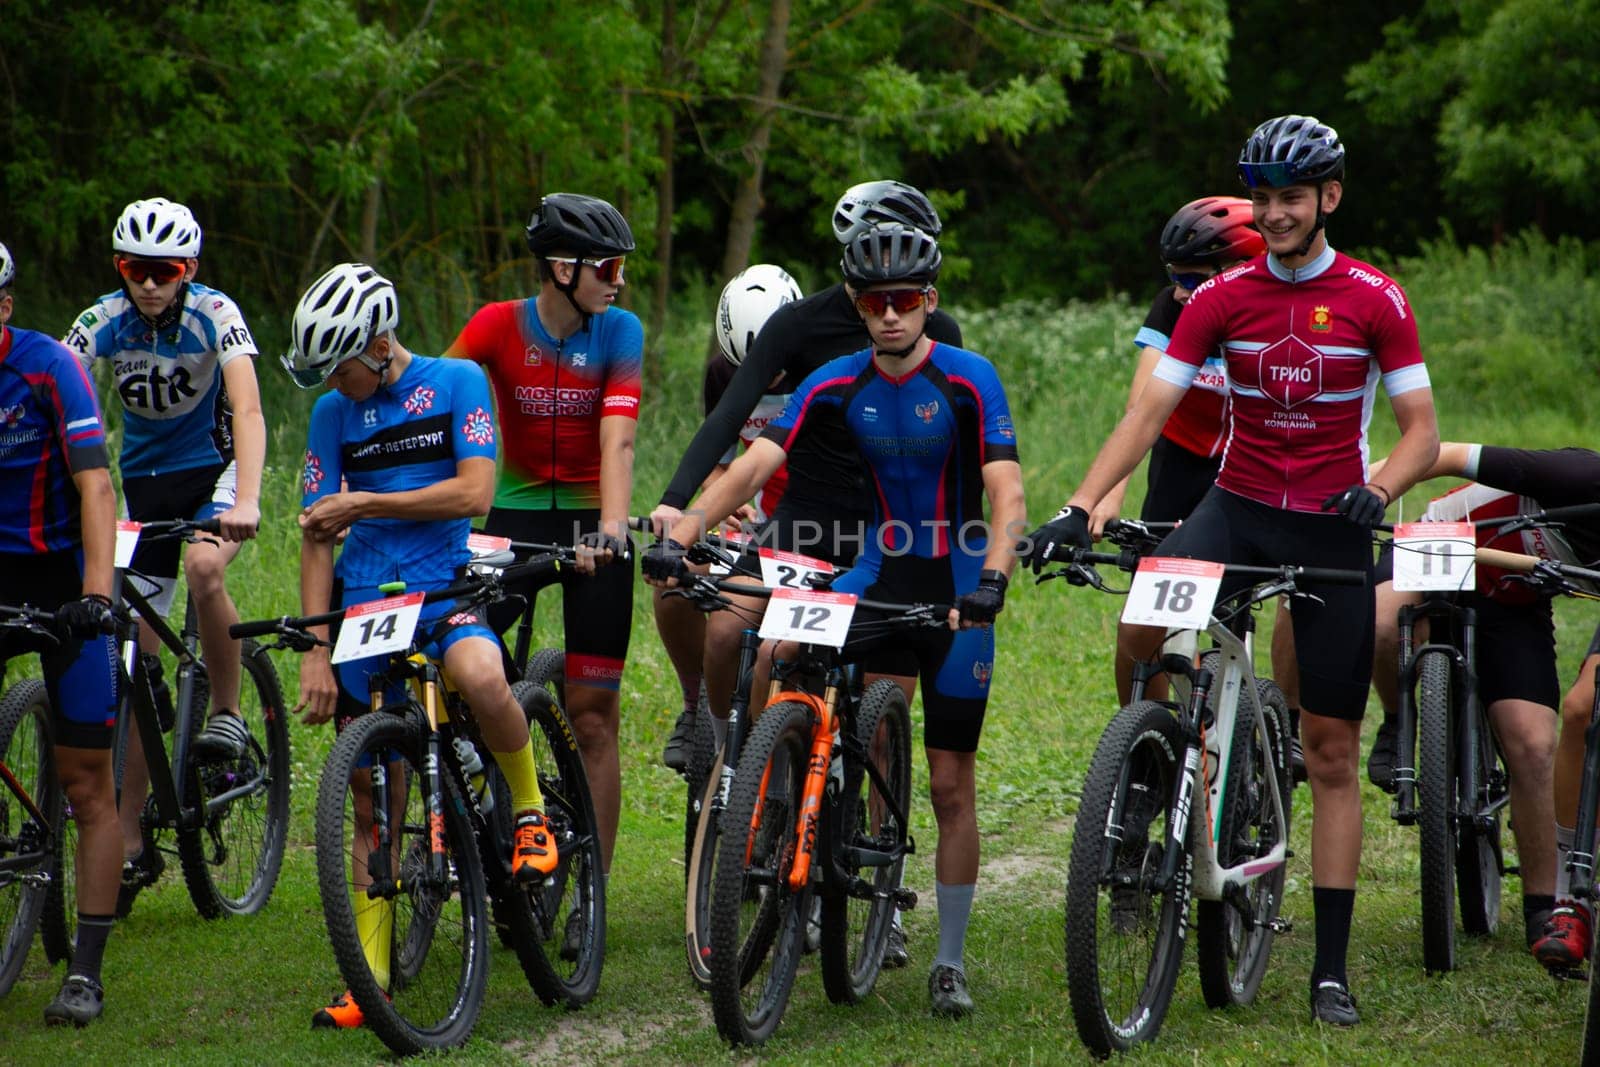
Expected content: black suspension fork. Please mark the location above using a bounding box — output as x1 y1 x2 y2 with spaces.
1571 661 1600 905
712 628 763 813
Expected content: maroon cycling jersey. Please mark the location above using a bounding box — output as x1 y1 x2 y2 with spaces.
1157 248 1428 512
1133 287 1229 459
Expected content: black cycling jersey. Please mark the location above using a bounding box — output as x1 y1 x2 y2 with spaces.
1474 446 1600 563
659 283 962 512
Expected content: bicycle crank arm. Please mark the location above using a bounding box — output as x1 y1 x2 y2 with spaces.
892 886 918 910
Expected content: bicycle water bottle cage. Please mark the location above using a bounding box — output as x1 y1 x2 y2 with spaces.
379 581 407 595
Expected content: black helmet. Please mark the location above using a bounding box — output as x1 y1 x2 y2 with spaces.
832 180 942 244
524 193 636 259
1159 197 1266 265
1238 115 1345 189
840 223 941 287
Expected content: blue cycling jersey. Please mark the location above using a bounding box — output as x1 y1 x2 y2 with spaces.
0 326 110 554
302 355 498 589
761 342 1019 589
61 282 258 478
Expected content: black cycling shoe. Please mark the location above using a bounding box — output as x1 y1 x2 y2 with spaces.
115 847 165 919
662 706 694 774
883 918 909 969
560 910 584 962
1310 976 1359 1026
44 974 104 1027
192 709 250 762
1367 714 1400 793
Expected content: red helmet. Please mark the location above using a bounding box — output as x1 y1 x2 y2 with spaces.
1158 196 1265 266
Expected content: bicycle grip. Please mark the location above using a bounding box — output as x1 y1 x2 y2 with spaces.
229 617 288 639
1475 547 1539 572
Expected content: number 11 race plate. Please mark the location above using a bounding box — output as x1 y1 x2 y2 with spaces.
1392 521 1475 592
1120 557 1224 630
759 588 857 648
331 592 426 664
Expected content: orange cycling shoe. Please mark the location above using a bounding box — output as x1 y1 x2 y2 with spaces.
513 809 559 882
311 989 365 1030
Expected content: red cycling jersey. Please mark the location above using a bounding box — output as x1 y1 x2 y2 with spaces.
1157 249 1428 512
448 299 642 510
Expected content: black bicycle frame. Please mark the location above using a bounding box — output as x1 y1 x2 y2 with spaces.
1568 661 1600 906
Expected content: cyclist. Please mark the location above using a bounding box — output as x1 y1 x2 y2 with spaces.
61 198 265 915
1027 115 1440 1025
0 241 122 1025
650 182 963 970
1365 443 1599 963
651 264 801 769
647 222 1025 1018
445 193 639 885
282 263 559 1030
1089 196 1267 706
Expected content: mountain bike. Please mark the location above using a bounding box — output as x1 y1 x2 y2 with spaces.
231 546 603 1054
1054 544 1364 1057
706 587 936 1046
0 605 69 998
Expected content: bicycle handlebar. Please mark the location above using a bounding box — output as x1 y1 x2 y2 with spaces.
1475 546 1600 586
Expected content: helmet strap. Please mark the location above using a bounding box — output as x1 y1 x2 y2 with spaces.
1295 183 1328 258
123 280 188 331
552 262 593 333
875 326 925 361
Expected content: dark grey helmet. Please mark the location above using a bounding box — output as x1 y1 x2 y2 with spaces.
832 180 942 244
524 193 636 258
1238 115 1346 188
840 223 941 287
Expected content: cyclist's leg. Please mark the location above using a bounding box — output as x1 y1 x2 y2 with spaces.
653 584 705 768
1542 637 1600 965
1365 551 1420 789
186 477 249 748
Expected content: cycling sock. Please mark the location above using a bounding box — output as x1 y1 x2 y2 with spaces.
677 671 703 716
1556 823 1575 902
353 892 394 989
1310 885 1355 985
71 913 114 985
710 713 728 752
933 881 975 971
1524 894 1556 944
493 736 545 814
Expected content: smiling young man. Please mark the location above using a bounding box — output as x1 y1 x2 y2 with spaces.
445 193 641 890
646 222 1025 1018
60 197 267 917
1028 115 1439 1026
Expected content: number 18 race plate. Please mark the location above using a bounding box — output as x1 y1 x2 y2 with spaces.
1120 557 1224 630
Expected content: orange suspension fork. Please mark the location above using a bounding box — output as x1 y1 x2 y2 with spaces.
787 689 837 893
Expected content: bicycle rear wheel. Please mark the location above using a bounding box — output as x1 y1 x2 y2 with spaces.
1064 700 1190 1058
1416 652 1458 973
494 680 606 1007
820 679 912 1005
40 679 77 963
1197 678 1292 1008
708 700 812 1046
683 689 716 873
684 747 725 991
315 710 489 1055
1584 911 1600 1062
1456 697 1503 936
177 642 290 917
0 681 57 996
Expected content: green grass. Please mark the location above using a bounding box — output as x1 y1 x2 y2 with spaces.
3 232 1596 1061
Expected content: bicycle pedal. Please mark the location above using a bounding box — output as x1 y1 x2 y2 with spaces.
1547 964 1588 982
1266 916 1293 934
892 887 918 911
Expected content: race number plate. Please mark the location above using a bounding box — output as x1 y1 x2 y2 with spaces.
710 531 750 577
1120 557 1224 630
1392 521 1475 592
115 521 143 569
466 533 512 557
758 547 834 590
758 589 857 648
331 592 426 665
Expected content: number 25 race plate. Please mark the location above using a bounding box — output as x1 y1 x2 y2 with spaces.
1120 557 1224 630
331 592 426 664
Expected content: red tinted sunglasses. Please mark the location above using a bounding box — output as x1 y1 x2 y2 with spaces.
549 255 626 284
118 257 188 286
853 287 930 318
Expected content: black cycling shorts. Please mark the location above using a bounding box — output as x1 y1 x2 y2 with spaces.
123 463 233 579
1140 435 1220 525
484 508 633 692
1156 487 1374 720
753 494 875 570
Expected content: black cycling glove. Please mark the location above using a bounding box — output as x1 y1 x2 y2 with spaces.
1322 484 1387 528
58 594 114 640
642 539 689 582
578 530 632 564
1024 506 1092 573
955 570 1008 626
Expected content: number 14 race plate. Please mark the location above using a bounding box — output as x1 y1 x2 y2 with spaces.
1120 557 1224 630
331 592 426 664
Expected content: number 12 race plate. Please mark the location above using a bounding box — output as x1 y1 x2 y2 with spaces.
1120 557 1224 630
331 592 426 664
758 588 857 648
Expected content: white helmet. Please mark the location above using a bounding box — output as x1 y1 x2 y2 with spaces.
113 198 203 258
281 263 400 389
715 264 802 365
0 242 13 289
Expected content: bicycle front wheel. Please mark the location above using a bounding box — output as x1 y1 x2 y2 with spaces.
708 700 812 1047
1456 696 1503 936
495 680 606 1008
0 680 58 996
820 679 912 1005
315 710 489 1055
1416 652 1458 973
1064 700 1190 1058
177 642 290 917
1197 678 1292 1008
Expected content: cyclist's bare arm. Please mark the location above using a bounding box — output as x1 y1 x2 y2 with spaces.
664 438 786 547
218 357 266 541
1068 377 1186 515
299 455 495 538
295 534 340 724
1090 347 1164 536
578 413 636 574
74 466 117 600
1368 388 1439 502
